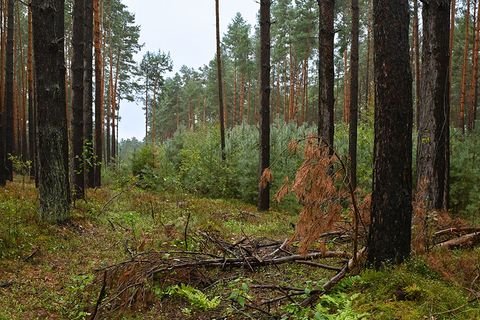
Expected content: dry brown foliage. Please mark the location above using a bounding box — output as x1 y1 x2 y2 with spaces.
259 168 273 190
276 137 348 254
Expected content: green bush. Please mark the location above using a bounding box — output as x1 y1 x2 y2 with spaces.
450 129 480 220
126 121 376 209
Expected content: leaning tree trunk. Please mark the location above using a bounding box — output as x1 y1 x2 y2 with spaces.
317 0 335 153
416 0 450 211
71 0 86 199
367 0 413 268
258 0 271 211
32 0 71 222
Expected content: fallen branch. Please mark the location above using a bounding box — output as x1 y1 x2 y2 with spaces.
434 227 480 238
435 232 480 249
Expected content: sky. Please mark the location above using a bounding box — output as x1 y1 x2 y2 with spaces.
118 0 259 140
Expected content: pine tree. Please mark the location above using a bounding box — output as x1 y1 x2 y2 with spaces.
258 0 271 211
32 0 71 222
367 0 413 268
416 0 450 211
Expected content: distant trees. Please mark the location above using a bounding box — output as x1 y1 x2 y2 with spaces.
32 0 71 221
367 0 413 267
139 50 173 143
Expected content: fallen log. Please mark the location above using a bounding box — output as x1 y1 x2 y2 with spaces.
435 232 480 250
434 227 480 238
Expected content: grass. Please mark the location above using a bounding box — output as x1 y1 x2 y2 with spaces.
0 178 479 319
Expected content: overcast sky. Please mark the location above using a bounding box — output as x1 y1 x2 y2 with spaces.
119 0 259 140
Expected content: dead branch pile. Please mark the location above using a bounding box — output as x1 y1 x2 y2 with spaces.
89 232 354 319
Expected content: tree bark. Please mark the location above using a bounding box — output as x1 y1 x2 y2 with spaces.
317 0 335 153
32 0 71 222
71 0 86 199
367 0 413 268
416 0 450 211
258 0 271 211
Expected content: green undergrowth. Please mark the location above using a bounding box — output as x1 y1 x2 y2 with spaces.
0 180 479 319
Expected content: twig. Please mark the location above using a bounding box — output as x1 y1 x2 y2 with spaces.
262 238 289 260
184 211 191 251
90 270 107 320
23 247 39 262
296 260 343 271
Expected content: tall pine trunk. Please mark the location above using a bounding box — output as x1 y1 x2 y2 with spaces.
258 0 271 211
459 0 471 134
349 0 359 190
5 0 14 180
417 0 450 211
32 0 71 222
468 0 480 132
317 0 335 153
93 0 103 187
71 0 86 199
367 0 413 268
215 0 226 161
84 0 94 187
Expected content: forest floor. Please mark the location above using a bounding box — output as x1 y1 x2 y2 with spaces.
0 179 480 319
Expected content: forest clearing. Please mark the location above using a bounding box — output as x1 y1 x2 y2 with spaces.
1 0 480 319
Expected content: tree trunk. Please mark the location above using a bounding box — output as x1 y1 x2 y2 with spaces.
0 0 6 186
5 0 14 180
349 0 359 190
258 0 271 211
468 0 480 132
106 46 113 164
289 45 295 122
71 0 86 199
93 0 103 187
459 0 471 134
32 0 71 222
215 0 226 161
317 0 335 153
449 0 456 111
343 48 350 123
417 0 450 211
84 0 94 187
413 0 421 127
367 0 413 268
27 5 36 181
